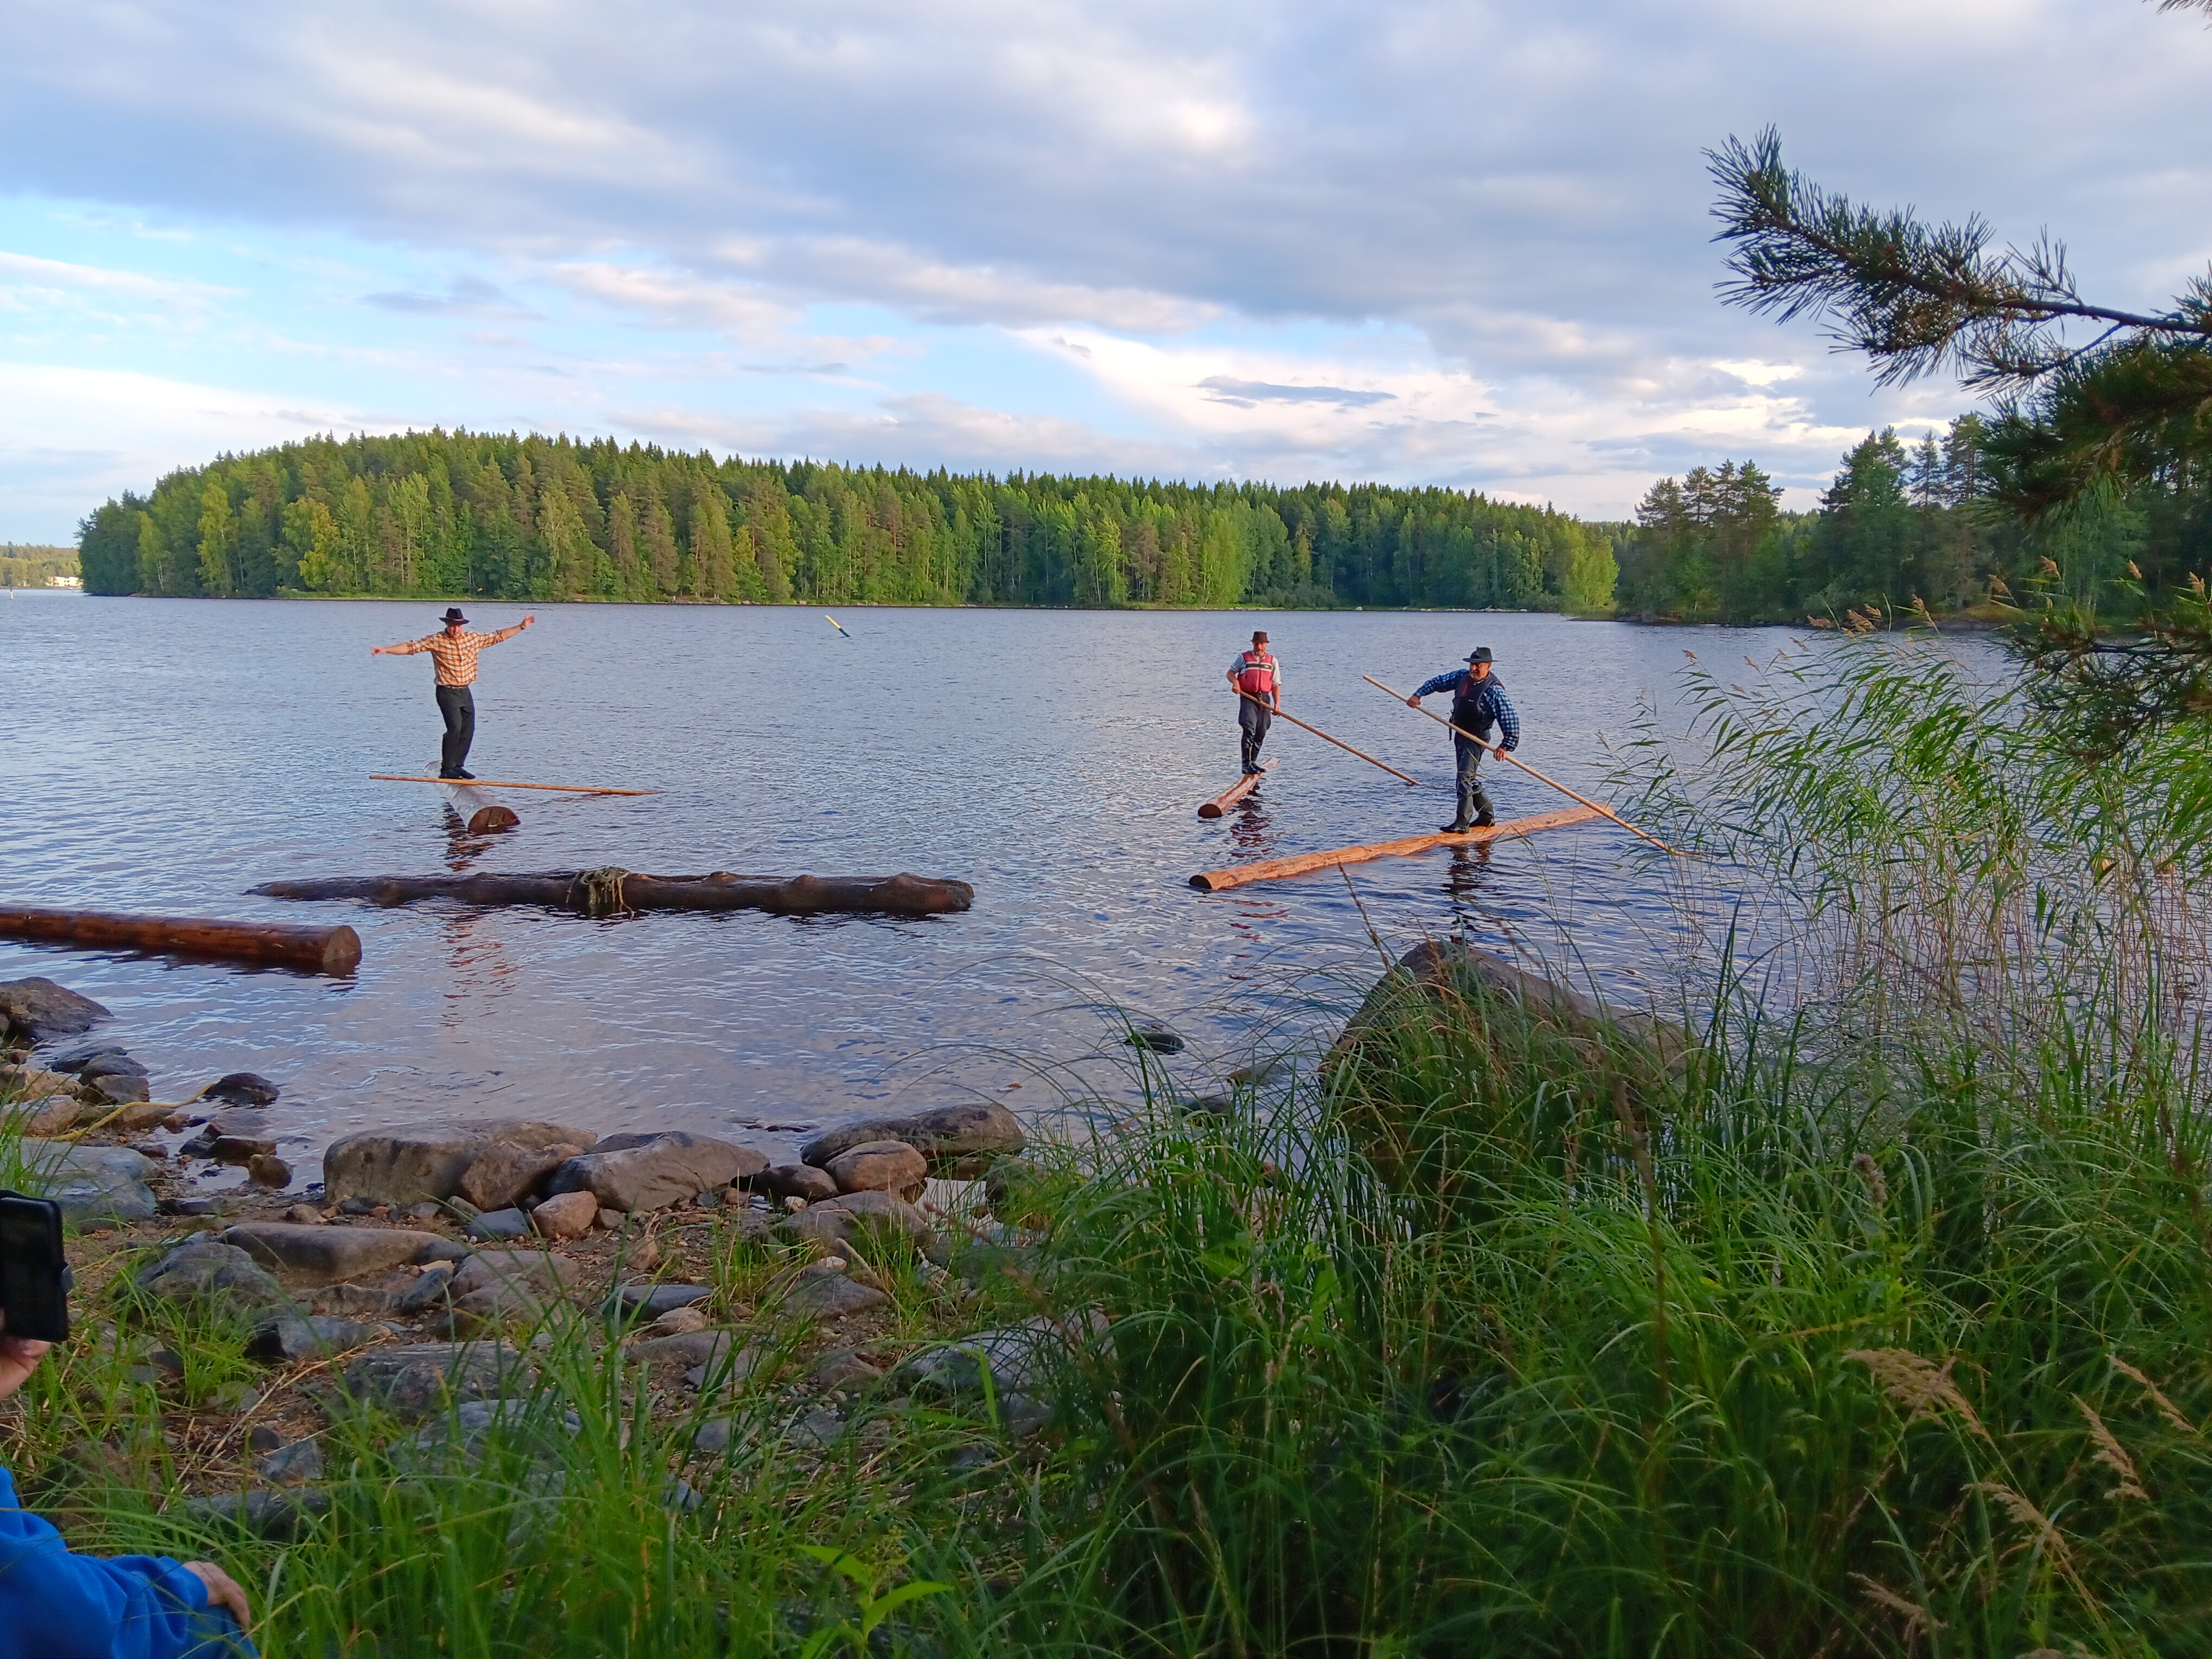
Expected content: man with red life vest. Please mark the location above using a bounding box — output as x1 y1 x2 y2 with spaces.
1407 646 1520 832
1225 631 1283 775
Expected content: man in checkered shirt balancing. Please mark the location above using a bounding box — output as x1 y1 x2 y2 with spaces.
371 606 535 779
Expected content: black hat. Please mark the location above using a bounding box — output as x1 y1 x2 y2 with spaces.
441 607 469 625
1465 646 1493 664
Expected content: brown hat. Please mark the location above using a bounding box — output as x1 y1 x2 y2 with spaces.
1252 630 1269 644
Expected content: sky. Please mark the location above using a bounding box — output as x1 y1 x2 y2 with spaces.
2 0 2208 542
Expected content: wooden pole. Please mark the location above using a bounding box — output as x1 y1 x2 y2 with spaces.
254 869 973 919
0 906 363 975
1199 757 1277 819
1361 677 1687 857
1234 691 1419 786
1190 805 1602 891
370 775 657 796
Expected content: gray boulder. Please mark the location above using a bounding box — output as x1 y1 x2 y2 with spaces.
779 1189 935 1258
800 1101 1026 1177
132 1240 299 1322
608 1283 713 1322
464 1207 530 1242
456 1140 583 1211
0 978 112 1042
247 1313 376 1363
901 1314 1108 1397
761 1163 839 1203
258 1437 324 1486
16 1140 158 1229
323 1118 599 1206
48 1043 128 1072
781 1266 890 1320
343 1342 533 1421
220 1223 461 1288
203 1071 280 1107
543 1131 767 1213
825 1139 928 1200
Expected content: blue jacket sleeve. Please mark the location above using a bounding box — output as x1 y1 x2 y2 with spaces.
1490 687 1520 751
1413 670 1464 699
0 1468 254 1659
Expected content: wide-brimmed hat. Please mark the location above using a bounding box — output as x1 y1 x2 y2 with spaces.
1465 646 1493 664
441 607 469 625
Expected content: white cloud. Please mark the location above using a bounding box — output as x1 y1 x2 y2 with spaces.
0 0 2207 532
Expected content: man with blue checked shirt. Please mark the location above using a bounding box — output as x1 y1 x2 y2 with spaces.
1406 646 1519 832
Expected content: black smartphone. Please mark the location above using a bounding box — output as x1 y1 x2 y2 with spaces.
0 1191 72 1343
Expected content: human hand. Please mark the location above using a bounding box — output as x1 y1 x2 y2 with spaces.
182 1561 252 1630
1405 696 1419 708
370 646 385 655
0 1333 51 1400
521 615 535 627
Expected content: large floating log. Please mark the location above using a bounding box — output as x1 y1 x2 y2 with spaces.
1188 805 1602 892
252 869 974 919
0 906 363 976
1198 757 1278 819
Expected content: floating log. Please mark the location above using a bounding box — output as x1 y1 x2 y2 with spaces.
370 774 656 796
1188 805 1602 892
1198 758 1278 819
252 869 974 919
445 783 520 835
0 905 363 975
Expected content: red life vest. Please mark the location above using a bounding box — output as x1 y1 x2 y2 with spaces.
1235 650 1278 697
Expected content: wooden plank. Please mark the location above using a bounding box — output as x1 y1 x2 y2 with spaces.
1198 757 1278 819
370 774 656 796
0 906 363 975
1188 804 1603 892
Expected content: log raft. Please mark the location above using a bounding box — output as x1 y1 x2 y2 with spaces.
1188 804 1602 892
0 906 363 975
1198 758 1278 819
252 869 974 919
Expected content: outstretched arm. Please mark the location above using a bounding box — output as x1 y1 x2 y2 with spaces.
371 636 430 657
481 616 535 647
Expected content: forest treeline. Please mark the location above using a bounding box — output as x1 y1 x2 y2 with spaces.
1620 415 2212 623
74 430 1623 612
1 545 78 587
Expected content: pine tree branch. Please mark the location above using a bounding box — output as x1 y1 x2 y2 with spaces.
1707 130 2211 391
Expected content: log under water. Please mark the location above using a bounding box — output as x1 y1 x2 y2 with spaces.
0 906 363 975
251 869 974 918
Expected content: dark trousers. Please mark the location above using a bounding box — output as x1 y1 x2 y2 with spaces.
436 685 475 777
1453 734 1495 828
1238 699 1272 772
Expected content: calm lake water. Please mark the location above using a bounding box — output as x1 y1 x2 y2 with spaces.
1 592 1797 1179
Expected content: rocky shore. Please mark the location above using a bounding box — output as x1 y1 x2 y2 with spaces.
1 972 1073 1542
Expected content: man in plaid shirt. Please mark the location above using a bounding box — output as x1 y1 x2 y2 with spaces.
372 606 535 779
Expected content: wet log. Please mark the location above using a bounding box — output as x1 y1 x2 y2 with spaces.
1188 804 1602 892
1198 758 1277 819
445 783 520 835
0 906 363 976
251 869 974 919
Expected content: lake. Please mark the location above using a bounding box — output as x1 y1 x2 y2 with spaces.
0 592 1794 1180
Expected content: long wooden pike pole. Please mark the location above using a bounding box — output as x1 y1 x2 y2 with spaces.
1235 691 1419 786
1361 676 1687 857
370 775 657 796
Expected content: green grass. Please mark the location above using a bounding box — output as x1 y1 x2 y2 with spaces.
6 633 2212 1655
